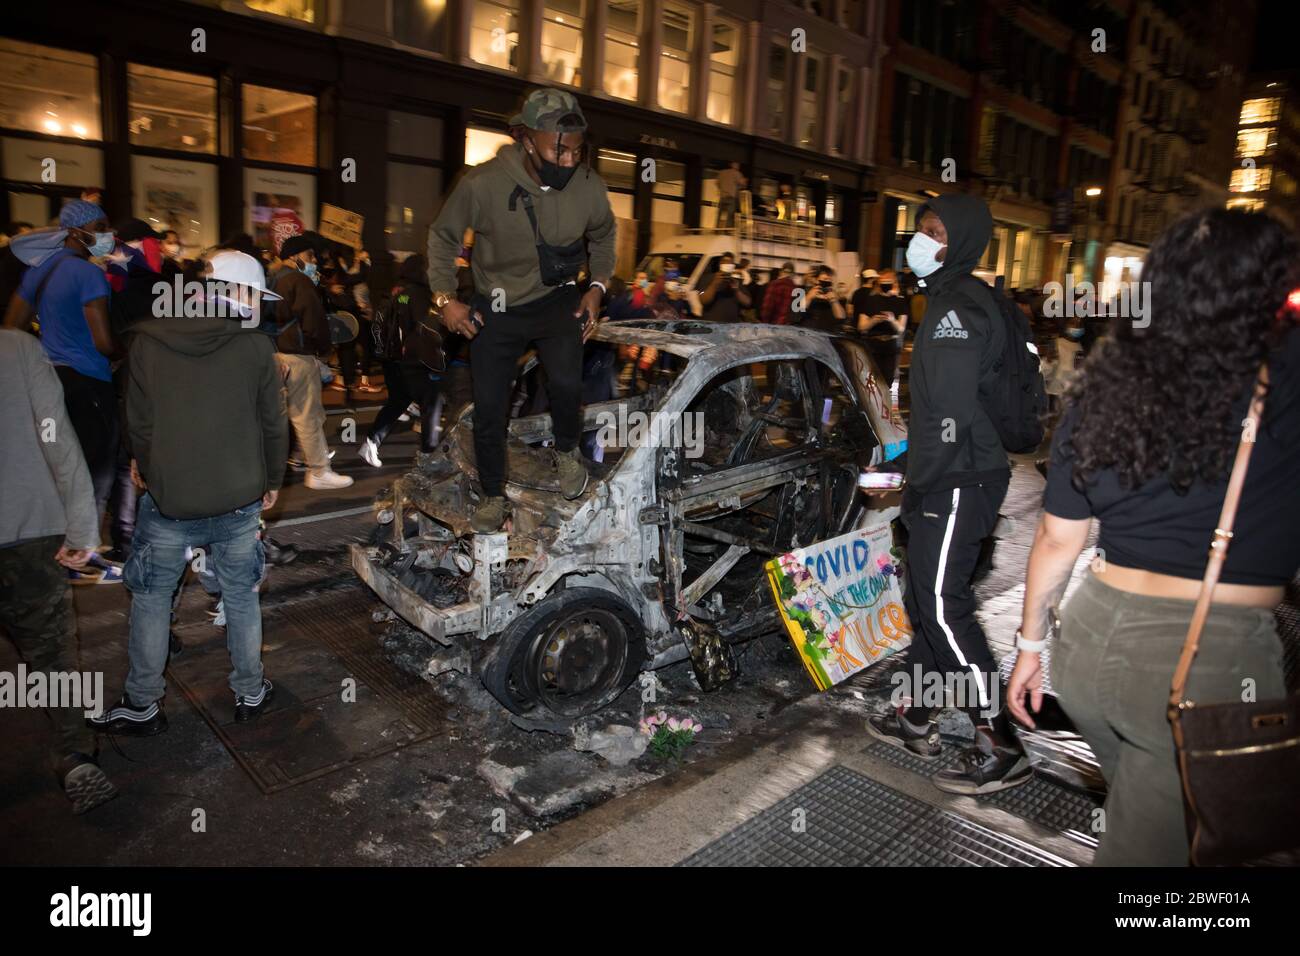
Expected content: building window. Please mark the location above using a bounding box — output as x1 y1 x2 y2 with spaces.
659 1 694 114
470 0 520 72
389 111 444 161
392 0 450 53
651 158 686 226
1236 127 1274 158
766 41 788 140
1239 97 1281 125
604 1 641 101
243 0 319 23
541 1 584 86
1230 165 1271 193
800 52 823 149
707 18 741 125
127 65 216 154
387 162 443 256
597 147 636 220
0 40 101 140
834 66 855 155
242 85 316 166
465 126 513 166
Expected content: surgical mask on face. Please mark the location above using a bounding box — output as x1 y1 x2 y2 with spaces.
1065 326 1084 340
880 282 894 293
664 269 679 280
301 261 319 284
720 262 735 273
906 231 945 278
636 278 648 289
163 242 181 258
84 231 115 257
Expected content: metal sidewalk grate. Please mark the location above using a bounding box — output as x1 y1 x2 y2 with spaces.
864 739 1101 847
679 765 1074 867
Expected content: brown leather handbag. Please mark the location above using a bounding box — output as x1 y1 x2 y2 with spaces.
1168 367 1300 866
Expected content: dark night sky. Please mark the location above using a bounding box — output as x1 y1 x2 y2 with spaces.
1250 0 1294 72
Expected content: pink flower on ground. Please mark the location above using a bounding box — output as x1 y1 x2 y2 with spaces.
667 717 681 732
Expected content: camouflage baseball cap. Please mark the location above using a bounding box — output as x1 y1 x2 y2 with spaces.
509 88 587 133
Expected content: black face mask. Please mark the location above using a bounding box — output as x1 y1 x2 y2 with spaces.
528 133 579 190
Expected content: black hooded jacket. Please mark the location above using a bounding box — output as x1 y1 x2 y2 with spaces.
906 193 1010 494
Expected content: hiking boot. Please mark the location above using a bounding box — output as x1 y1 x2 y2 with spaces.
471 496 509 534
305 467 354 490
551 447 588 500
866 707 943 760
931 725 1033 795
235 678 275 722
59 754 119 815
87 695 168 737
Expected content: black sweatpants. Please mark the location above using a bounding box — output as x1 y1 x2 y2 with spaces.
900 478 1009 724
55 366 117 517
368 361 439 452
468 286 582 497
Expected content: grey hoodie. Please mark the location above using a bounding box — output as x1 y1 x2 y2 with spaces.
127 318 288 520
427 142 617 308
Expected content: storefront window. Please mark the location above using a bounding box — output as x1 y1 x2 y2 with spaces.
598 148 637 220
766 42 787 140
604 2 641 102
132 155 219 255
128 65 216 154
800 52 823 149
659 2 694 114
707 18 740 125
541 0 584 86
0 40 101 140
651 159 686 226
387 162 443 255
465 126 514 166
244 0 318 22
389 111 444 160
393 0 450 54
242 85 316 166
470 0 520 72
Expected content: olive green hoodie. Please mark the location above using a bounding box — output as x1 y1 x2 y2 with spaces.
126 318 288 519
427 142 617 308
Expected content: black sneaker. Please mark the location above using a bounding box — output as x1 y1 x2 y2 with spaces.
263 536 299 566
234 678 275 722
866 708 943 760
87 695 168 737
59 754 119 815
931 730 1033 795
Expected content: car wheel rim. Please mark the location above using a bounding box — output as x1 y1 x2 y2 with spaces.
523 608 628 717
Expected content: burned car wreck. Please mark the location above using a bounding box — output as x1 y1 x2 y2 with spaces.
351 319 908 721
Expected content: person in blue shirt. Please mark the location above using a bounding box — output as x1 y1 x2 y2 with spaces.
4 200 118 516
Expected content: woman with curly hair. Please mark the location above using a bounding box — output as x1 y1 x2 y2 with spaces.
1007 208 1300 865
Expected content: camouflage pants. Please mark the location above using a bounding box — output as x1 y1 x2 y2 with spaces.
0 536 96 764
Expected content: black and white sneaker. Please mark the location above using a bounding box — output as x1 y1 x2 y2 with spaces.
930 730 1033 795
234 678 275 722
866 708 943 760
87 696 168 737
60 754 119 815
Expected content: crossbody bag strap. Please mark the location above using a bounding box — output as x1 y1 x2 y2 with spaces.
32 255 72 317
509 185 542 242
1168 364 1270 711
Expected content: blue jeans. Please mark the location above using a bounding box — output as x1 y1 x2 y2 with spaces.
123 493 267 704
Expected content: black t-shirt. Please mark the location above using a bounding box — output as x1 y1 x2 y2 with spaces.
1043 328 1300 586
703 282 742 323
855 291 907 341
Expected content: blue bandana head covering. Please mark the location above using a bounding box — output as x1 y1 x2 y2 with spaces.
58 199 106 229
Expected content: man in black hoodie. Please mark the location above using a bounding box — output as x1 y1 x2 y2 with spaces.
90 251 288 736
866 193 1030 795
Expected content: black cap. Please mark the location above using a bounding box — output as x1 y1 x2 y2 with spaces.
279 234 316 259
116 218 165 242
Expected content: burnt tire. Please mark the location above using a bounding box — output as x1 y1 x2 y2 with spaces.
480 587 646 719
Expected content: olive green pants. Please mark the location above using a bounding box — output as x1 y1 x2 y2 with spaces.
1053 571 1286 867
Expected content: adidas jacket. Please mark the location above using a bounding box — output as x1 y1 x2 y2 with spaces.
905 193 1010 495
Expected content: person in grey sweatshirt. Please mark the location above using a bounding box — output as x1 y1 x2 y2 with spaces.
0 328 118 814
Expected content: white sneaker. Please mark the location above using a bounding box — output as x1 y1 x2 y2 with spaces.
360 438 383 468
305 468 354 490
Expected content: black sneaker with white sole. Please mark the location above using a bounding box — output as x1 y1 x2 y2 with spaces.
234 678 275 722
865 708 943 760
930 730 1033 795
87 696 168 737
59 754 119 814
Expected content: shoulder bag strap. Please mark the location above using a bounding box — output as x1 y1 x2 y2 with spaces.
1168 364 1270 711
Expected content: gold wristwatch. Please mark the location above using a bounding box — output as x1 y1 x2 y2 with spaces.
432 290 456 309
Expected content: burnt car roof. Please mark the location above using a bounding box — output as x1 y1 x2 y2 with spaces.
593 318 841 358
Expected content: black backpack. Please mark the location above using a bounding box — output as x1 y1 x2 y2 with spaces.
371 287 412 361
956 275 1048 454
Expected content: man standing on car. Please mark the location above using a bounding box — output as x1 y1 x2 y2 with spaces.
866 193 1031 795
429 88 616 533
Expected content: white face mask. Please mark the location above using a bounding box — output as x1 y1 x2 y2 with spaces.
906 231 946 278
